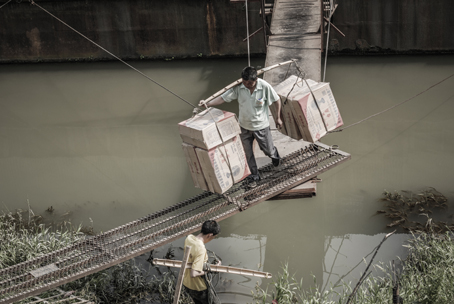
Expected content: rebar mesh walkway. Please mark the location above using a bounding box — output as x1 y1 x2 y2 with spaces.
0 142 350 304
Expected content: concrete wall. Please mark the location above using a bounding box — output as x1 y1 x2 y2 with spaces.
1 0 454 62
0 0 265 62
329 0 454 53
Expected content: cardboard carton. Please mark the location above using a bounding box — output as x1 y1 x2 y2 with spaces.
179 108 241 150
182 143 209 191
274 76 343 142
182 135 250 194
281 97 304 140
223 135 251 183
269 99 288 135
196 144 233 194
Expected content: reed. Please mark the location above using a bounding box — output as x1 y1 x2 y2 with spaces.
379 188 451 232
0 209 85 269
251 229 454 304
1 207 192 303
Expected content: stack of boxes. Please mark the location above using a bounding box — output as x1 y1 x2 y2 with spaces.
179 108 251 194
271 76 343 142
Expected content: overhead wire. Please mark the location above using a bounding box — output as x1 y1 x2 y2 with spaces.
0 0 12 9
28 0 198 109
328 73 454 133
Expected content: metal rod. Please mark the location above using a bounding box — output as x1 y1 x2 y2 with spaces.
245 0 250 66
323 17 345 37
243 27 263 42
260 0 268 51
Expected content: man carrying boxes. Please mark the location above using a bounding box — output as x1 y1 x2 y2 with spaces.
199 67 283 188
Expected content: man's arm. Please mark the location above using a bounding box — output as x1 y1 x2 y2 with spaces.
199 96 225 107
189 260 221 278
190 269 205 278
274 97 283 129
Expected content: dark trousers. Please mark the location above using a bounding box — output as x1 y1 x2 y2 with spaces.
184 286 221 304
240 126 280 180
184 286 209 304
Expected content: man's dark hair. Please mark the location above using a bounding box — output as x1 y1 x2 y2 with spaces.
201 220 221 236
241 66 258 81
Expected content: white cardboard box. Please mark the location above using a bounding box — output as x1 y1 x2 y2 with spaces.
274 76 343 142
182 135 250 194
223 135 251 184
182 143 209 191
179 108 241 150
196 144 233 194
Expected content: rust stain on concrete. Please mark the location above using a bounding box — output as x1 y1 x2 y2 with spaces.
26 28 41 57
206 2 218 55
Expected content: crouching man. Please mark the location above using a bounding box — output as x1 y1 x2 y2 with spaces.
183 220 221 304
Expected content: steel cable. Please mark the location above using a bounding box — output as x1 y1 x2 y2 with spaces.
0 0 12 9
328 73 454 133
29 0 197 109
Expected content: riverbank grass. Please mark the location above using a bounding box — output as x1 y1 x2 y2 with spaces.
251 229 454 304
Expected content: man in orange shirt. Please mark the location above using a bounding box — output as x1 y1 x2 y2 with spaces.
183 220 221 304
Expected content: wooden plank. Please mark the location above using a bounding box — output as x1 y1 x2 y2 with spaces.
267 180 317 200
260 0 323 200
173 246 191 304
269 0 321 35
265 34 321 85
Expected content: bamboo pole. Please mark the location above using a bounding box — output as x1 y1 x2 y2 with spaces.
154 258 272 279
172 246 191 304
199 59 295 106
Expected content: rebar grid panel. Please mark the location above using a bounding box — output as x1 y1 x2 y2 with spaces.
0 142 350 304
22 288 93 304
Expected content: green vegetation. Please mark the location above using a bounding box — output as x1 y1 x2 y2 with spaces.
378 188 450 232
0 208 85 269
249 188 454 304
3 188 453 303
251 228 454 303
0 207 192 304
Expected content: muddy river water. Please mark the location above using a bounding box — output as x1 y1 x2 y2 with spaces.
1 55 453 302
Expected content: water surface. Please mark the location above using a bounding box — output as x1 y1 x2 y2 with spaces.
1 55 453 302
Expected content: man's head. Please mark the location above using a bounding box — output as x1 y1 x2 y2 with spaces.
241 66 258 90
201 220 220 243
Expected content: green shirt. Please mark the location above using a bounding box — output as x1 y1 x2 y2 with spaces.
221 78 279 131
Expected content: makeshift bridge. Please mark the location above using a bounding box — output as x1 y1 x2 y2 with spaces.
0 142 349 304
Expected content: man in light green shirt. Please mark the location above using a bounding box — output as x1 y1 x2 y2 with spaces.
199 66 283 187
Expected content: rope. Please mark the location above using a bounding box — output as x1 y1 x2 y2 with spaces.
0 0 12 9
29 0 198 109
245 0 251 66
329 73 454 133
202 106 238 200
282 61 330 133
